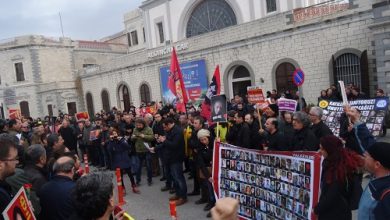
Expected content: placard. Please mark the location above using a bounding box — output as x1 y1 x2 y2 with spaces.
211 95 227 122
247 86 265 104
8 109 21 119
212 142 322 220
277 98 297 112
2 187 36 220
319 98 389 137
75 112 90 121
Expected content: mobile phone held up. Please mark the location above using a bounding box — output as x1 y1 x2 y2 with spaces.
113 206 135 220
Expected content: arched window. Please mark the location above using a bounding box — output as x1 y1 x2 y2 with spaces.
140 84 151 104
118 84 131 112
19 101 30 117
101 90 110 112
85 92 95 117
275 62 297 93
186 0 237 38
228 65 252 98
331 50 369 95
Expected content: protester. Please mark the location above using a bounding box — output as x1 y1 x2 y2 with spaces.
290 112 318 151
309 106 333 143
159 118 187 206
227 112 250 148
244 113 264 149
264 117 287 151
314 135 362 220
197 129 216 218
108 129 140 194
358 142 390 220
0 134 18 219
39 156 76 220
131 118 154 186
58 119 77 152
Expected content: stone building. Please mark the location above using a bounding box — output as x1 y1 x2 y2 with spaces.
0 35 127 118
80 0 384 115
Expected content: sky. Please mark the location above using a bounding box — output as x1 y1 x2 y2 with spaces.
0 0 144 41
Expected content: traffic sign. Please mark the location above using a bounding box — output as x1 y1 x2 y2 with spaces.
293 68 305 87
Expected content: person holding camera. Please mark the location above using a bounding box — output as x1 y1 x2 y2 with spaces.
107 129 140 194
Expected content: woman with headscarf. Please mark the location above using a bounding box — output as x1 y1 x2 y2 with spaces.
197 129 215 218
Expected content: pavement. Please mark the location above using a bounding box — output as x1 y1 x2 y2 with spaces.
102 131 390 220
115 171 209 220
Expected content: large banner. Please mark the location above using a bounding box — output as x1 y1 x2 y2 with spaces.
213 143 322 220
319 98 389 137
160 59 208 106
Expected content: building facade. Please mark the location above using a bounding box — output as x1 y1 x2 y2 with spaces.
81 0 382 115
0 35 127 118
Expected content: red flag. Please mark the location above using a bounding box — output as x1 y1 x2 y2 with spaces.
201 65 221 123
168 48 188 113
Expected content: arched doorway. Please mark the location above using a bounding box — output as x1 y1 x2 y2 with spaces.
140 84 151 104
275 62 298 94
19 101 30 117
101 90 110 112
85 92 94 117
118 84 131 112
228 65 253 99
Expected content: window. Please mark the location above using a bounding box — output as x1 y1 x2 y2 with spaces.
131 31 138 46
334 53 361 89
127 33 132 47
266 0 277 13
20 101 30 117
143 28 146 43
67 102 77 115
275 62 298 93
157 22 165 44
140 84 151 104
82 64 97 68
85 93 95 117
15 62 25 81
186 0 237 38
101 90 110 112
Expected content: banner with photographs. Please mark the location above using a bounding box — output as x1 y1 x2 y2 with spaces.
212 143 322 220
319 98 389 137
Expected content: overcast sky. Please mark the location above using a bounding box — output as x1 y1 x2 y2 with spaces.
0 0 143 41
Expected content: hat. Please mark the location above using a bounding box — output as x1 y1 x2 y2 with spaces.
269 104 279 114
197 129 210 139
367 142 390 169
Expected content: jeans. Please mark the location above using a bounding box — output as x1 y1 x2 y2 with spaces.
136 152 153 183
170 162 187 199
204 179 216 204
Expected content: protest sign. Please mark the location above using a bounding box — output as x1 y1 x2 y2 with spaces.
75 112 89 121
89 129 101 141
211 95 227 122
247 86 265 104
277 98 297 112
8 109 21 119
212 142 322 220
2 187 36 220
319 98 389 137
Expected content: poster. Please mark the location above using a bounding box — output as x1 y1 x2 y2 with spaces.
2 187 36 220
160 59 208 106
213 143 322 220
278 99 297 112
319 98 389 137
75 112 90 121
8 109 21 119
247 86 265 104
211 95 227 122
89 129 101 141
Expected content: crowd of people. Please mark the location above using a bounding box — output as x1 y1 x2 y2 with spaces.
0 84 389 220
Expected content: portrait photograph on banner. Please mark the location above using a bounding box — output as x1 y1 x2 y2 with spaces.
211 95 227 122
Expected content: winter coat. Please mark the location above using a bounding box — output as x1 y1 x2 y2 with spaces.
108 138 132 169
227 122 251 148
267 130 288 151
311 121 333 141
131 126 154 153
161 125 185 165
197 136 214 179
290 127 318 151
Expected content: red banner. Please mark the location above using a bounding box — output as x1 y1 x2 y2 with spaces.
2 187 36 220
213 142 322 220
8 109 21 120
247 86 265 104
75 112 90 121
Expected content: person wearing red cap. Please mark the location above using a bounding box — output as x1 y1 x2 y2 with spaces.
358 142 390 220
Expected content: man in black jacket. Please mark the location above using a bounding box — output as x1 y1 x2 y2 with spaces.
159 118 187 206
309 107 332 147
0 134 18 219
245 113 264 149
264 118 287 151
58 119 77 152
227 112 250 148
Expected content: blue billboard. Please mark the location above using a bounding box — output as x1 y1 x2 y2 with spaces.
160 59 208 106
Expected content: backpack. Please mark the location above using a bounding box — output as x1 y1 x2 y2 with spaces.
345 173 363 210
